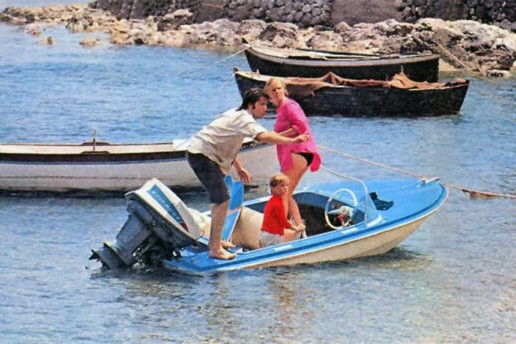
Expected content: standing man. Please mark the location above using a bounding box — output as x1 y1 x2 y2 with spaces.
186 88 308 260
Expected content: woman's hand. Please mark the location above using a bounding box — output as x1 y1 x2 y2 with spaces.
293 133 309 143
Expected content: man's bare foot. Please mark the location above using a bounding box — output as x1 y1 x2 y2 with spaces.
221 240 235 249
209 248 236 260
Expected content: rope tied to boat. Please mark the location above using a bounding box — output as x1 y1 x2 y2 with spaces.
317 144 516 200
433 43 516 106
176 45 249 77
408 35 515 106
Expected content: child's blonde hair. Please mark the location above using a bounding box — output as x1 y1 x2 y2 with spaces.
269 173 289 188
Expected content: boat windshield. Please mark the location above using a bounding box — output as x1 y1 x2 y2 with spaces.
355 192 381 224
307 180 382 227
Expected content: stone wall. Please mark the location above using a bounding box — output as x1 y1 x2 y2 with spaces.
330 0 400 25
197 0 224 22
91 0 334 26
223 0 334 28
90 0 515 31
396 0 515 31
90 0 200 20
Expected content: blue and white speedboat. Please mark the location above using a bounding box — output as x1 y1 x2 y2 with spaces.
90 175 447 273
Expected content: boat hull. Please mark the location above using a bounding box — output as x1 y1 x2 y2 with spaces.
0 140 278 193
235 71 469 117
244 46 440 82
161 178 448 273
246 215 428 269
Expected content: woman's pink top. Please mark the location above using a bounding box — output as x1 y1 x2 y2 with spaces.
274 97 321 172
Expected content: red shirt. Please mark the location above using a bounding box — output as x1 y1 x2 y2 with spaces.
261 194 291 235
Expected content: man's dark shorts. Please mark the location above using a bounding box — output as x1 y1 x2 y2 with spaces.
186 152 230 204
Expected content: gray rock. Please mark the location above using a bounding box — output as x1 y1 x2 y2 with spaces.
2 2 513 77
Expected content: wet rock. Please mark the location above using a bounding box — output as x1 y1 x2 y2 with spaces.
158 9 193 31
413 18 516 73
306 30 345 50
38 35 54 45
80 37 103 47
259 22 301 48
239 19 267 43
25 23 42 35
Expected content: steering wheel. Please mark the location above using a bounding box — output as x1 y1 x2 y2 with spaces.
324 188 358 230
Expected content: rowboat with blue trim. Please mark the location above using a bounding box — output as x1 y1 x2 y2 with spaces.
90 174 447 273
0 138 277 194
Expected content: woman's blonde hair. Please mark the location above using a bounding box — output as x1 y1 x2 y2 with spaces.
264 77 288 96
269 173 289 188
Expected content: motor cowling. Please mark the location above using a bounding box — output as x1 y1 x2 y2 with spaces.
90 178 206 270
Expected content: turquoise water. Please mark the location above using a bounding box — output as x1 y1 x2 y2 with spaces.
0 2 515 343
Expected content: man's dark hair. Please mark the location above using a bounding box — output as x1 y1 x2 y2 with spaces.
238 88 269 110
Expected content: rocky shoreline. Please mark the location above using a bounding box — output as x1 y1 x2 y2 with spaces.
1 4 515 77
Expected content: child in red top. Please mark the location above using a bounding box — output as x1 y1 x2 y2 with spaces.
260 173 305 247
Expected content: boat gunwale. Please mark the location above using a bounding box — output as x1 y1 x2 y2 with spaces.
247 46 440 68
163 180 448 272
235 70 469 91
0 139 269 162
164 207 440 273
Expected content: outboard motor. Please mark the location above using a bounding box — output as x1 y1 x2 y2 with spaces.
90 178 207 269
89 201 152 269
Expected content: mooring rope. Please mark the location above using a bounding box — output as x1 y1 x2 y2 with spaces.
173 42 514 199
176 45 249 78
318 144 516 200
434 43 516 106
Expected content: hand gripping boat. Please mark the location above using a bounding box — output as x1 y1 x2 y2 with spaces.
90 175 447 273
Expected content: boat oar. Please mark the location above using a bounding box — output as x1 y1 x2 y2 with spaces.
318 145 516 200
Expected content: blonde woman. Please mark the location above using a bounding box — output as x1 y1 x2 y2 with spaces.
264 77 322 229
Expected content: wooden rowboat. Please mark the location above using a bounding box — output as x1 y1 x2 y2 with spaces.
234 69 469 117
244 45 440 82
0 138 277 194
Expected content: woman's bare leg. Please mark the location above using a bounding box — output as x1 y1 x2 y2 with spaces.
282 154 309 226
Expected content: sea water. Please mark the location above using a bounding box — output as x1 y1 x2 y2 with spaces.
0 2 515 343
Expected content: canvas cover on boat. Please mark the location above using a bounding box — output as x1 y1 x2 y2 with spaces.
280 72 454 98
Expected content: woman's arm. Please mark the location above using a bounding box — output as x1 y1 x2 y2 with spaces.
284 101 308 134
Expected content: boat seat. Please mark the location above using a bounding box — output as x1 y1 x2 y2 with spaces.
231 207 264 250
221 176 244 241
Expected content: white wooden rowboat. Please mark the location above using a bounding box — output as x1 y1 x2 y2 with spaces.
0 138 278 194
